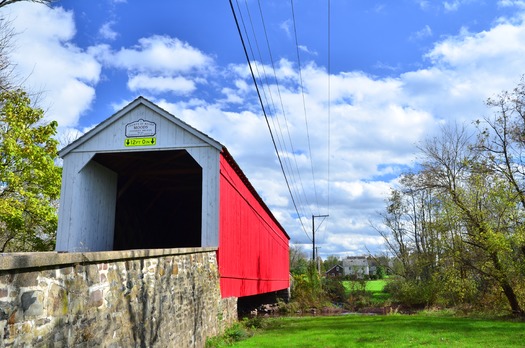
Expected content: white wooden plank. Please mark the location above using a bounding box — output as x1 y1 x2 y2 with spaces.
57 99 221 252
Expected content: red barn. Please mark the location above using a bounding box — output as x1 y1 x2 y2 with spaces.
57 97 290 299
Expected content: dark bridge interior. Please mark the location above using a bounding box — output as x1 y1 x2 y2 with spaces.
93 150 202 250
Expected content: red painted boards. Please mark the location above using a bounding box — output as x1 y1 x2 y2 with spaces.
218 149 290 298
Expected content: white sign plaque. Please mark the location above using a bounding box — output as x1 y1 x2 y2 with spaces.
125 119 156 137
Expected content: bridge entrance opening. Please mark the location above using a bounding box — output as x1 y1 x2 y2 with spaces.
93 150 202 250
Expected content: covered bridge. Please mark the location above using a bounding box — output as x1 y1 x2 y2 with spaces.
56 97 290 298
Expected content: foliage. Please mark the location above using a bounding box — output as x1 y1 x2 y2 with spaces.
290 263 330 311
289 244 309 275
375 265 386 279
205 322 251 347
375 78 525 316
229 314 525 347
384 278 439 308
322 276 346 303
0 89 61 251
205 317 276 347
343 278 373 310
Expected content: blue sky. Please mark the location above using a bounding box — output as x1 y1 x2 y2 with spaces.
5 0 525 258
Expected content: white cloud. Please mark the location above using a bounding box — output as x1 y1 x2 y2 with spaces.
298 45 317 56
90 35 214 95
7 3 101 128
127 74 196 95
101 35 212 74
417 1 431 10
209 12 525 252
443 1 461 12
8 2 525 257
410 25 433 41
99 21 118 41
280 19 292 38
498 0 525 8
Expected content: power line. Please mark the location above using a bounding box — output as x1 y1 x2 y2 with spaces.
251 0 311 221
240 0 312 224
290 0 320 214
229 0 311 241
327 0 332 217
255 0 314 219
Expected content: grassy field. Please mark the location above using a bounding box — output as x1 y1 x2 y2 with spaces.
342 279 388 293
364 279 388 292
222 314 525 347
342 279 391 304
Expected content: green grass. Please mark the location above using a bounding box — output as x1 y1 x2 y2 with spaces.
364 279 387 292
342 279 391 305
226 314 525 347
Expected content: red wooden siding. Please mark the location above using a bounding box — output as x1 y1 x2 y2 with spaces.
218 149 290 298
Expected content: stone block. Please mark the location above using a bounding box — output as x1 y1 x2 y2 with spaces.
14 271 39 287
21 290 44 317
0 301 12 320
88 290 103 308
60 266 73 275
0 272 14 284
86 264 100 284
48 284 68 317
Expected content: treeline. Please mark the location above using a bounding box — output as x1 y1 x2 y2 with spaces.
376 79 525 316
0 0 60 252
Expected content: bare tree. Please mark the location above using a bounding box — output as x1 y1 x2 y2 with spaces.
0 0 54 8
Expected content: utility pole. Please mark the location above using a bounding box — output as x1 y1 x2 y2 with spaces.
316 246 322 274
312 214 329 264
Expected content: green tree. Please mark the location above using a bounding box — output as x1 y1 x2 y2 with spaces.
420 123 525 314
290 244 309 275
0 89 61 251
379 119 525 315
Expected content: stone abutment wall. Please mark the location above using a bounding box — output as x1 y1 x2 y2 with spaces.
0 247 237 347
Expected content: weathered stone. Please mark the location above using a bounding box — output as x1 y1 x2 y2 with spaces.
88 290 103 308
8 307 21 325
0 249 231 347
0 272 14 284
48 284 68 316
0 288 7 298
21 290 44 317
14 271 39 287
60 266 73 275
158 267 165 277
0 301 12 320
86 264 99 284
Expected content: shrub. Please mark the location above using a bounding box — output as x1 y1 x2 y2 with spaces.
322 277 346 303
290 265 331 311
384 278 439 308
345 279 372 310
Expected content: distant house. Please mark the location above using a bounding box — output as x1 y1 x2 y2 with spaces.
325 264 344 277
342 256 369 278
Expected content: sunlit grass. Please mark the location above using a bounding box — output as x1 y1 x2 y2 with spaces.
227 314 525 347
365 279 387 292
342 279 391 305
